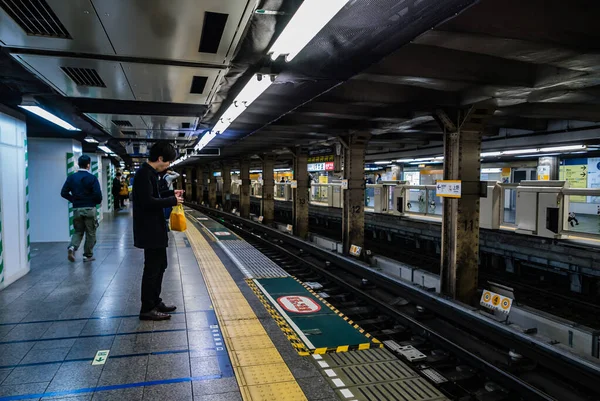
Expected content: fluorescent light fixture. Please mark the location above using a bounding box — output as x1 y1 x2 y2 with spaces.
207 74 275 138
502 148 538 155
481 151 502 157
374 161 391 165
268 0 349 62
396 159 415 163
482 168 502 173
250 169 262 173
196 131 217 151
409 161 442 165
539 145 586 152
18 105 80 131
98 145 113 154
274 168 291 172
84 136 98 143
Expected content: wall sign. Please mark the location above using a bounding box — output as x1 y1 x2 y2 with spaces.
435 180 461 198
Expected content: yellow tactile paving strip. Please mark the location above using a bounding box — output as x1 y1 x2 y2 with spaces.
186 220 308 401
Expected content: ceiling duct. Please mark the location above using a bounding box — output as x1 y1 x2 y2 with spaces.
0 0 71 38
112 120 133 127
60 67 106 88
199 11 229 54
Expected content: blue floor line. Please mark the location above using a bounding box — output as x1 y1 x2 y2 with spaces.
0 328 188 345
0 310 211 327
0 373 235 401
0 347 228 370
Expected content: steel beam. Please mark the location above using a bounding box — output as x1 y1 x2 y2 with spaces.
222 162 232 212
240 158 251 218
440 107 492 303
195 166 204 204
342 132 371 254
262 154 275 224
293 152 309 239
185 168 194 202
208 165 217 209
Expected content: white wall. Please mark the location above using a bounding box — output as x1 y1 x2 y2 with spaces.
0 110 29 289
29 138 81 242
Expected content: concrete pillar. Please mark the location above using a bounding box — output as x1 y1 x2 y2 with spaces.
195 166 204 204
293 152 309 239
222 163 232 212
342 133 371 254
438 107 491 303
208 165 217 208
185 168 193 202
262 154 275 224
537 156 559 181
240 158 251 218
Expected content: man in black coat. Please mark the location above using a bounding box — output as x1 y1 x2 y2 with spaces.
112 172 122 212
133 141 183 321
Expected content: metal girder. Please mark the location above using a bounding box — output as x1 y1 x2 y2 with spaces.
293 151 309 240
67 97 208 117
239 158 250 218
342 132 371 254
261 154 276 224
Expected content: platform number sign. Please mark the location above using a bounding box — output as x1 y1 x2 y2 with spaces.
480 289 512 314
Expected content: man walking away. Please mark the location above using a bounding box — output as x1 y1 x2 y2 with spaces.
112 172 122 211
61 155 102 262
133 141 183 321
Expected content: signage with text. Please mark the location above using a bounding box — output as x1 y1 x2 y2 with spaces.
308 161 334 172
435 180 461 198
480 289 512 314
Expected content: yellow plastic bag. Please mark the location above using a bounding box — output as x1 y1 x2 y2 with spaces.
170 205 187 232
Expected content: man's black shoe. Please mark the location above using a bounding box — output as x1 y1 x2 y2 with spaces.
139 308 171 321
157 302 177 313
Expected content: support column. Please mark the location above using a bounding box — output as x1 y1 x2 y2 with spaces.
195 166 204 204
262 154 275 224
222 163 232 212
293 152 309 239
185 168 193 201
208 165 217 208
240 158 251 218
438 107 491 303
342 133 371 254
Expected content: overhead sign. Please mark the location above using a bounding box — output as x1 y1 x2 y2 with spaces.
308 162 334 172
277 295 321 314
480 289 512 314
436 180 461 198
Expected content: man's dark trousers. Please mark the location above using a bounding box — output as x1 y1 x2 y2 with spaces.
141 248 168 313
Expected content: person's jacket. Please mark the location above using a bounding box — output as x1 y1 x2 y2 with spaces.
60 170 102 208
112 177 121 195
133 163 177 249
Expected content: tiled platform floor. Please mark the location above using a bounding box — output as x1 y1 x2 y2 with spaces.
0 209 242 401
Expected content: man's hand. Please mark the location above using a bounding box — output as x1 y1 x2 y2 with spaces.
175 189 184 197
176 196 184 205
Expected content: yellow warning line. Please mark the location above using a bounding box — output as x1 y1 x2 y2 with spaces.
185 219 308 401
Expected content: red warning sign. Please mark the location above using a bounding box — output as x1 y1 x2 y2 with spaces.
277 296 321 314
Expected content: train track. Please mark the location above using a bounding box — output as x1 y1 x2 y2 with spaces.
186 204 600 401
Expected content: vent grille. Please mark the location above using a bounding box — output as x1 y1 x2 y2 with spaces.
112 120 133 127
121 131 137 136
190 76 208 94
181 122 191 129
199 11 228 53
61 67 106 87
178 132 186 138
0 0 72 38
